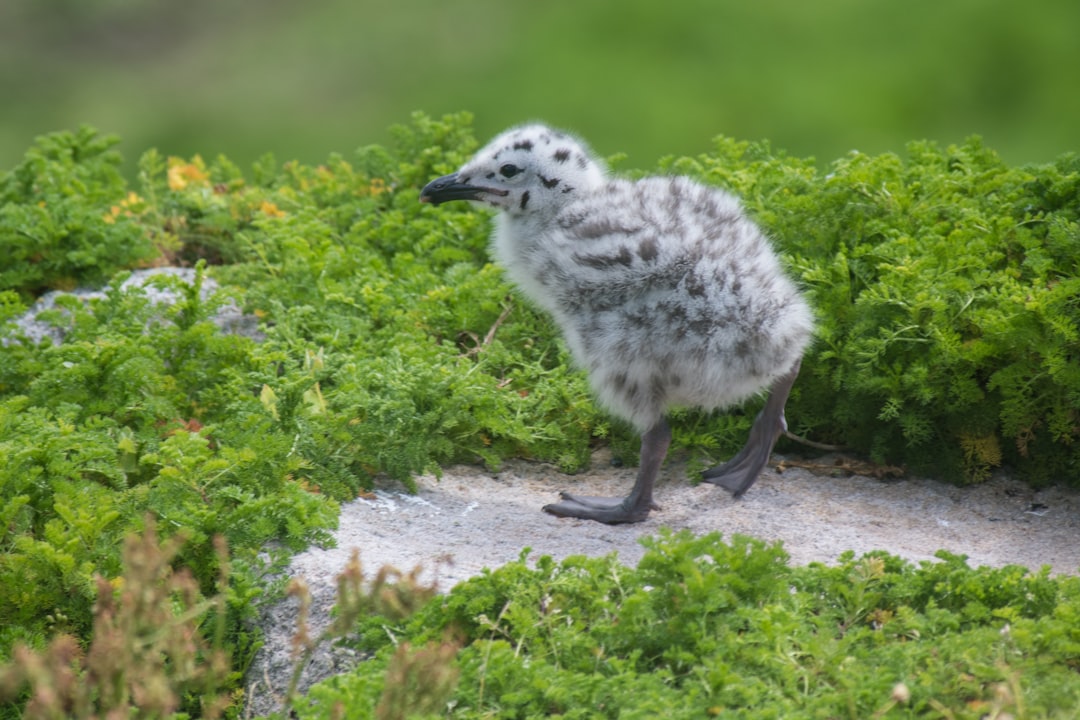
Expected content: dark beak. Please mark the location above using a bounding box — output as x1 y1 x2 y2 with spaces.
419 173 484 205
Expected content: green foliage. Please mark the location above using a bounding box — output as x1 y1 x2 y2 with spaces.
662 137 1080 483
0 112 602 717
0 522 233 719
290 531 1080 718
0 269 340 716
0 127 157 297
3 112 1080 716
202 111 604 482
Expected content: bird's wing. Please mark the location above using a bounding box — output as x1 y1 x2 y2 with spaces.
554 210 694 295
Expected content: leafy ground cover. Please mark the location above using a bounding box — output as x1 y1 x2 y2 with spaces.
291 530 1080 719
0 112 1078 716
660 137 1080 485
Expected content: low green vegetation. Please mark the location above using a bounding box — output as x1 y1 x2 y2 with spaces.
661 135 1080 484
0 522 234 719
0 112 1077 716
6 529 1079 718
292 530 1080 718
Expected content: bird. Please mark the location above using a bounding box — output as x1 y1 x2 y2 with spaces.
420 123 813 524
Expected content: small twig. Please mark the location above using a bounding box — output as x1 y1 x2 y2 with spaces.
462 300 514 357
481 302 514 348
775 455 906 480
782 430 846 452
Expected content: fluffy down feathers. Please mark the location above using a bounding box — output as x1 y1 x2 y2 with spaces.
423 124 813 432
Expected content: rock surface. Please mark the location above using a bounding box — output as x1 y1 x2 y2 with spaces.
7 267 262 345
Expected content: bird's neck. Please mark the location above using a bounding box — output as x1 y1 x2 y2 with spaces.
492 213 543 266
489 213 561 312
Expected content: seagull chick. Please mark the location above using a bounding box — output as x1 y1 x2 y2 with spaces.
421 123 813 524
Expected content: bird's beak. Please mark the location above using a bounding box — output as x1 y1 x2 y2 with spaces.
420 173 508 205
419 173 484 205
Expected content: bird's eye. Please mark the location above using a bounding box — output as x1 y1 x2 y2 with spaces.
499 164 523 178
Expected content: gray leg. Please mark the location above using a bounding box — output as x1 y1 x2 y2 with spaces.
543 418 671 524
702 358 801 498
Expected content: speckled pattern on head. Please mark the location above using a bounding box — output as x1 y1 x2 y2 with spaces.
432 123 813 432
421 122 813 521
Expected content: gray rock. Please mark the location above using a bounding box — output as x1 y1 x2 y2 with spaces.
5 267 264 345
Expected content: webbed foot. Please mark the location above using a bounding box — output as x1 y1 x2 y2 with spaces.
543 493 656 524
702 359 802 498
544 418 672 525
701 432 776 497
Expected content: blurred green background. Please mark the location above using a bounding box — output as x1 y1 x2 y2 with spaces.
1 0 1077 176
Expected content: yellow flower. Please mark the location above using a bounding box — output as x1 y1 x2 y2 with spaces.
121 191 143 208
357 177 389 197
259 200 286 218
102 192 145 223
167 157 210 191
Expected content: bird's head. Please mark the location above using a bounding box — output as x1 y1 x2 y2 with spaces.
420 123 607 217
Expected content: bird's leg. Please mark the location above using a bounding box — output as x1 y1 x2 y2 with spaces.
701 358 801 498
543 418 672 524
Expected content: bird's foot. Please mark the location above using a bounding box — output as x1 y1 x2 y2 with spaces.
543 492 657 524
700 449 769 498
701 359 802 498
701 413 783 498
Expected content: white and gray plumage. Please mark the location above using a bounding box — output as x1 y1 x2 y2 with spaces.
421 123 813 524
